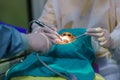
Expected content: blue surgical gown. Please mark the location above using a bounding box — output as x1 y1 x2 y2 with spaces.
0 25 28 58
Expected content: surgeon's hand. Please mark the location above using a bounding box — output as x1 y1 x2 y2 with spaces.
27 25 62 53
86 27 113 48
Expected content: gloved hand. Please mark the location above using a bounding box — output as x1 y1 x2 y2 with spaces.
27 24 62 53
86 27 113 48
27 32 51 53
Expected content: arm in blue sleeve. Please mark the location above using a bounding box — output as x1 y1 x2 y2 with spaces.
0 25 29 58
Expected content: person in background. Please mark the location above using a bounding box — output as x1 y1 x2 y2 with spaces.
32 0 120 80
0 24 60 59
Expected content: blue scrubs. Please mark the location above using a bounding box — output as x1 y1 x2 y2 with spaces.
0 25 27 58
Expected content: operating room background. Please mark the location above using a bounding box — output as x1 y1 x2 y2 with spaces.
0 0 47 28
0 1 47 79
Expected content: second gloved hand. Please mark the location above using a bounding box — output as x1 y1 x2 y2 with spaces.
86 27 113 48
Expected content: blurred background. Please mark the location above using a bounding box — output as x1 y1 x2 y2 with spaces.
0 0 47 79
0 0 47 28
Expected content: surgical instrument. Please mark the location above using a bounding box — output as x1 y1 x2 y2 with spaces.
75 33 86 39
28 20 62 40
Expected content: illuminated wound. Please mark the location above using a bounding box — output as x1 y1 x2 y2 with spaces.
56 32 75 44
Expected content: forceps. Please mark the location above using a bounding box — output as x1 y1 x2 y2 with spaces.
75 33 86 39
28 20 55 32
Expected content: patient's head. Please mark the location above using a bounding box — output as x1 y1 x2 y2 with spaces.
56 32 75 44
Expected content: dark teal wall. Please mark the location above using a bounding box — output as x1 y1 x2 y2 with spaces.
0 0 29 28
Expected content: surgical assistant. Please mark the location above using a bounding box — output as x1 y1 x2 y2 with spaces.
37 0 120 51
32 0 120 80
0 24 60 59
